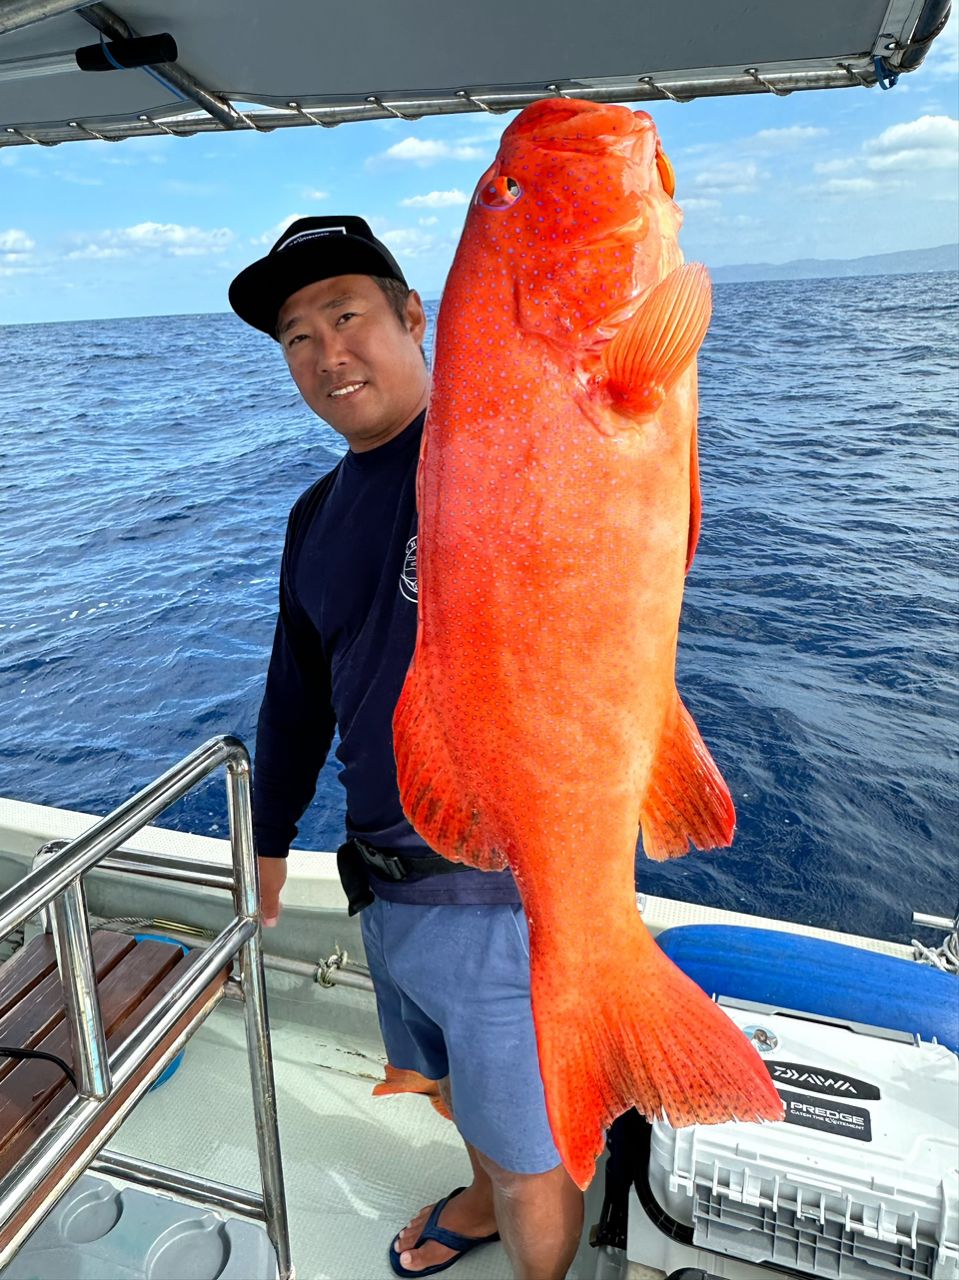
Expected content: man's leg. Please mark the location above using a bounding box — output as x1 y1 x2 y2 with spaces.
393 1080 583 1279
477 1147 583 1280
392 1079 498 1272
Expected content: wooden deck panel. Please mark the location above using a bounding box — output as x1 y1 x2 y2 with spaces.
0 939 186 1160
0 930 228 1229
0 948 228 1255
0 936 57 1020
0 933 134 1087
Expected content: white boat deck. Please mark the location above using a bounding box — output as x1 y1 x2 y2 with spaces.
108 968 608 1280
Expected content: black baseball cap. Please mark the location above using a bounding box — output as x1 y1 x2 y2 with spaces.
229 215 407 338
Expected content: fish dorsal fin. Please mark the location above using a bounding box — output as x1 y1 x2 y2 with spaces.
603 263 712 421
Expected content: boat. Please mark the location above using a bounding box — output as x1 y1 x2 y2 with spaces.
1 2 957 1278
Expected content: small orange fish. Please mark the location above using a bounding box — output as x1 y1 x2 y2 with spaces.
372 1064 453 1121
394 98 783 1189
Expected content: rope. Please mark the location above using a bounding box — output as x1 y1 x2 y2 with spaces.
873 55 900 90
912 926 959 973
912 936 959 970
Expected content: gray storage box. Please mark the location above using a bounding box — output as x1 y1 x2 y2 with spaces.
1 1173 278 1280
634 1002 959 1280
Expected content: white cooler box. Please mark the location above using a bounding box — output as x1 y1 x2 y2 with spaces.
628 1000 959 1280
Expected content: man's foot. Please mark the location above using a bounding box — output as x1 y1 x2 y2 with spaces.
390 1185 499 1276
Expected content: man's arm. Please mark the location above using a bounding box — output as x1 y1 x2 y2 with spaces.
254 522 336 925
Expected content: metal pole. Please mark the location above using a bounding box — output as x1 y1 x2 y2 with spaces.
49 878 111 1099
98 846 236 890
32 839 66 933
0 916 250 1266
0 0 87 36
0 736 241 939
913 911 957 930
227 754 294 1280
92 1150 266 1221
78 5 251 130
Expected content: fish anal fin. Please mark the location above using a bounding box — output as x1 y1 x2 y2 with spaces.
372 1064 453 1121
534 921 784 1189
394 663 509 872
640 691 735 860
603 263 712 422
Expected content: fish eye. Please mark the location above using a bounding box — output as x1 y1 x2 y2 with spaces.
477 174 523 210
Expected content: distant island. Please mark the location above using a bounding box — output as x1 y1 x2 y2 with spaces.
710 243 958 284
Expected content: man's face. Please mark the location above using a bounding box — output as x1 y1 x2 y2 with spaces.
277 274 429 451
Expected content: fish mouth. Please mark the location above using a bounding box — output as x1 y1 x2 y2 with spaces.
504 96 640 146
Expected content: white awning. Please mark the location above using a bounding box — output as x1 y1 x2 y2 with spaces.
0 0 951 148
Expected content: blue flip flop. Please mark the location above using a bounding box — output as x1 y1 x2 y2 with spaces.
389 1186 501 1277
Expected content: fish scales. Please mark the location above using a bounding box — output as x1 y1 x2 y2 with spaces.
394 98 783 1188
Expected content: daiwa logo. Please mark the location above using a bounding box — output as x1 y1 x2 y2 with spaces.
766 1061 880 1101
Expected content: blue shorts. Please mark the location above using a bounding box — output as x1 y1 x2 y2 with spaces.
360 898 560 1175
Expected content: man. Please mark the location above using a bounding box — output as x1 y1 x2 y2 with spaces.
229 217 583 1279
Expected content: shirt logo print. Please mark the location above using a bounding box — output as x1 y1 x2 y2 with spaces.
400 536 418 602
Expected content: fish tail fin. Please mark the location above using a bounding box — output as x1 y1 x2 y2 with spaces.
640 691 735 860
394 661 509 871
535 922 784 1189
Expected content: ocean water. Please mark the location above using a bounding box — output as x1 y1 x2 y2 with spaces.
1 273 956 944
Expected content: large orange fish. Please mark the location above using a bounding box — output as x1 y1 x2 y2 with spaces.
393 98 783 1189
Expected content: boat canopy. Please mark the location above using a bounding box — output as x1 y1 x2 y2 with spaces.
0 0 952 148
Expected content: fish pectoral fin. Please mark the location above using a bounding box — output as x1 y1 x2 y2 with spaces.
602 263 712 421
639 690 735 859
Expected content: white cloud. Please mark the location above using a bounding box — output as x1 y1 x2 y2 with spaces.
814 158 854 175
57 172 104 187
121 222 234 255
690 161 762 195
865 114 959 170
251 214 309 246
301 188 330 201
678 197 720 212
749 126 828 147
375 138 486 166
400 189 469 208
418 216 439 227
0 229 35 255
379 227 438 258
821 177 882 196
66 244 127 261
64 222 234 261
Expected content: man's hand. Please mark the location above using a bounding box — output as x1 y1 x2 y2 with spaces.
258 856 288 928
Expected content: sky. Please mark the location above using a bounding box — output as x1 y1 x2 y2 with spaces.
1 13 956 325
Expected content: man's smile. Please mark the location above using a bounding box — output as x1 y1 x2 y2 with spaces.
329 381 367 399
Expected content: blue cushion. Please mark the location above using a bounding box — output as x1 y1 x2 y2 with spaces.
657 924 958 1053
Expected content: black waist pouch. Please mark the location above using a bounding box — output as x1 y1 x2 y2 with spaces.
336 838 466 916
336 840 376 917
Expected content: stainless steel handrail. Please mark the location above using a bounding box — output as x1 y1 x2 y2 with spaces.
0 735 293 1279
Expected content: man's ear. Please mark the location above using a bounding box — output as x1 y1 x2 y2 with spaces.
405 289 427 345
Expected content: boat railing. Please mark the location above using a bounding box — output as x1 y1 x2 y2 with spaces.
0 734 293 1279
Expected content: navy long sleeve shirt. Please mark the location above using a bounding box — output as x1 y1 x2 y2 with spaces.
253 411 519 905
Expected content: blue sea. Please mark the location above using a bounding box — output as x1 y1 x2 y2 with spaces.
1 273 957 944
